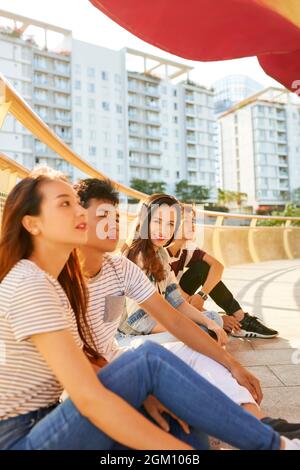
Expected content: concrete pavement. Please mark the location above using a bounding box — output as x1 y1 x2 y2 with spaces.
205 259 300 421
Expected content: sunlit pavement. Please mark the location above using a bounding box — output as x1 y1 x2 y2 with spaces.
205 259 300 421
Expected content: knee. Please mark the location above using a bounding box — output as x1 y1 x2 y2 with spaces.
136 340 165 357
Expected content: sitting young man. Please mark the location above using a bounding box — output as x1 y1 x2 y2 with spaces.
74 177 300 439
167 205 278 339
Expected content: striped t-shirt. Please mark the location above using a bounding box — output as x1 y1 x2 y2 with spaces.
86 254 156 362
0 259 82 420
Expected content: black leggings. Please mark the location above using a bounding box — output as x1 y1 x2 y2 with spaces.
179 260 242 316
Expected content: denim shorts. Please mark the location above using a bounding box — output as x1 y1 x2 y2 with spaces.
0 403 58 450
121 284 186 335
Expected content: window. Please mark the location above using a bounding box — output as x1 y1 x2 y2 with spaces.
87 83 95 93
176 171 180 179
34 89 47 102
75 112 82 122
74 80 81 90
89 130 96 140
162 128 168 136
117 120 122 129
89 146 96 156
173 89 177 97
101 71 108 81
87 67 95 78
102 117 110 128
21 46 31 60
103 132 110 142
104 147 110 158
162 86 167 94
75 128 82 138
75 96 82 106
115 74 121 84
162 100 167 108
102 101 110 111
164 142 168 150
116 104 123 114
89 114 96 125
174 129 179 138
174 103 178 110
117 134 123 144
88 99 95 109
117 150 123 159
36 106 48 120
74 64 81 75
173 116 178 124
22 135 32 149
21 63 31 78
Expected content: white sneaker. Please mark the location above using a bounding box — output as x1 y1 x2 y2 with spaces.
283 437 300 450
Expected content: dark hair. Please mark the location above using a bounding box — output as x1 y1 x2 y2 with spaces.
74 178 119 208
0 169 99 360
126 193 182 282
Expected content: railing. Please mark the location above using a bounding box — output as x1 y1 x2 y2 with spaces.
1 74 300 266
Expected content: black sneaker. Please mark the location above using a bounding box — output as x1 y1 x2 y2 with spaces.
262 417 300 439
231 313 278 339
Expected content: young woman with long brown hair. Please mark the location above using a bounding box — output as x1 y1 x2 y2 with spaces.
166 204 278 339
0 169 298 450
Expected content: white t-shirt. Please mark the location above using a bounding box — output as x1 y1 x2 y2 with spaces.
86 254 156 362
0 260 82 420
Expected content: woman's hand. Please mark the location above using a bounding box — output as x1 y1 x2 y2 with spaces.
230 364 263 404
205 319 228 346
143 395 190 434
222 315 241 334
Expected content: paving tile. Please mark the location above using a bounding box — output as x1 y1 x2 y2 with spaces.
221 259 300 422
260 387 300 421
233 349 297 367
269 365 300 386
247 366 284 388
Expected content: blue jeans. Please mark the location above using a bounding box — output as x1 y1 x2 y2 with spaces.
0 342 280 450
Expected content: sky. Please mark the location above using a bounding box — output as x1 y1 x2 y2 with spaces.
0 0 280 88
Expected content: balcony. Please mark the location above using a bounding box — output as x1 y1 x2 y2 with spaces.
185 105 196 116
54 62 71 77
277 144 287 155
186 131 196 143
186 119 196 129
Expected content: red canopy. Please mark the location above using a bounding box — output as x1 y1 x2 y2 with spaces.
89 0 300 93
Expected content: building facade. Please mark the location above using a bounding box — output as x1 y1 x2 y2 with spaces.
219 88 300 209
0 10 218 197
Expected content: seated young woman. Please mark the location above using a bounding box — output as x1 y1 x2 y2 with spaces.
166 204 278 339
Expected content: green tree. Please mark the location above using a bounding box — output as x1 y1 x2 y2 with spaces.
189 185 210 203
129 179 167 203
217 189 247 209
175 180 210 203
148 181 167 194
175 180 191 202
130 178 151 194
